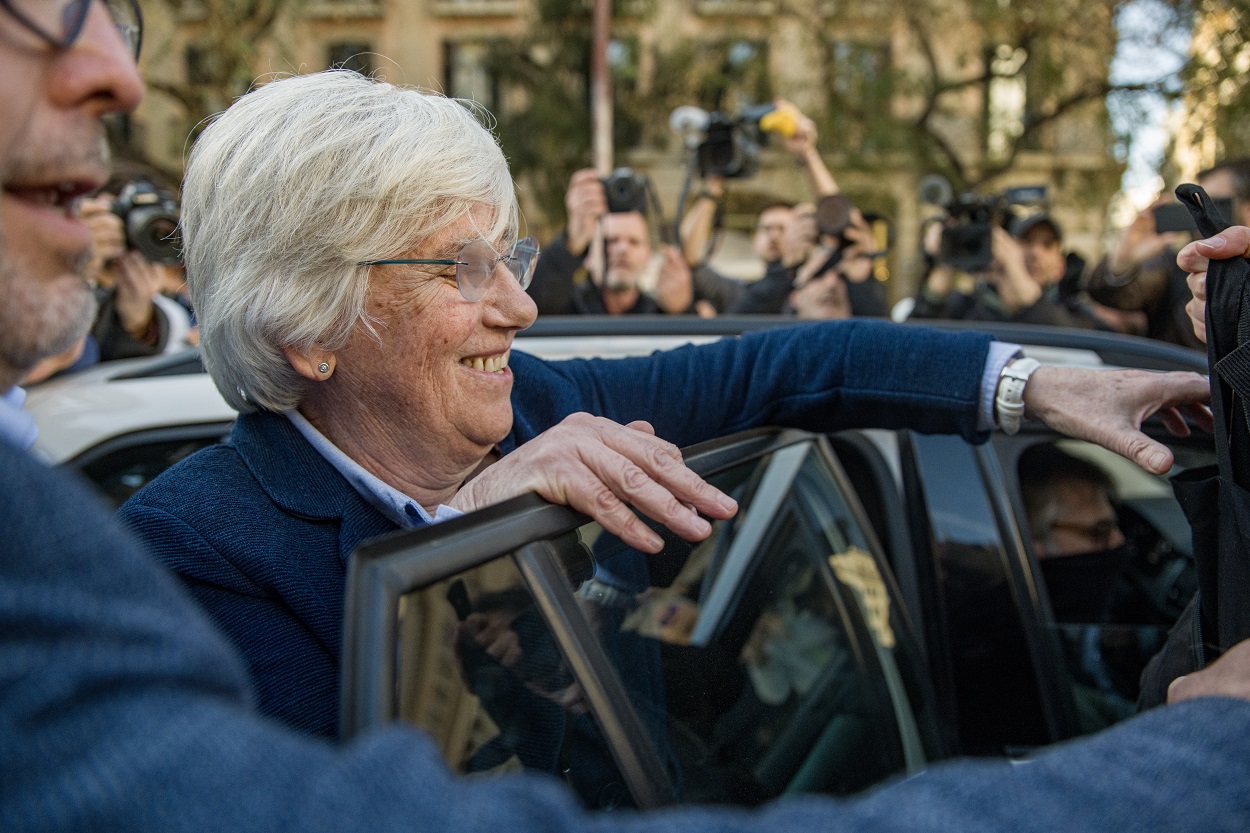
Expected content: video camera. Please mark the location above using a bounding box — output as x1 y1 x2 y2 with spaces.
670 103 799 180
919 175 1046 272
111 180 182 265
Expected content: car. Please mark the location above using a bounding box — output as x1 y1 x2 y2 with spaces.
26 317 1212 808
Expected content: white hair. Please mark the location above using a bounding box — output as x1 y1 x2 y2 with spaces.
181 70 517 412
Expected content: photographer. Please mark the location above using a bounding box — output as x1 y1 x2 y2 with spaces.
527 168 695 316
727 200 889 318
1086 158 1250 349
911 213 1101 329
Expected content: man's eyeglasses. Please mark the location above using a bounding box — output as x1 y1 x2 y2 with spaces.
0 0 143 60
360 237 540 302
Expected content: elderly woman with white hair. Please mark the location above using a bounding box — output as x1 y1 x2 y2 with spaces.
120 71 1207 752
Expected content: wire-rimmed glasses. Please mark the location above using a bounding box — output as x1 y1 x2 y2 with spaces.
0 0 143 60
359 237 540 302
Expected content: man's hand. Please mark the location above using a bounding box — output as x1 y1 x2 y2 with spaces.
80 195 125 284
1023 366 1212 474
780 204 818 268
112 251 165 338
565 168 608 257
1177 225 1250 345
1168 637 1250 704
988 226 1041 312
1110 198 1179 275
449 413 738 553
654 245 694 314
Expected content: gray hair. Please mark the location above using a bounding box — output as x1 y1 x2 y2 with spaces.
181 70 518 412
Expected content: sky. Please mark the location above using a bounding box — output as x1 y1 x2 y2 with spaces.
1109 0 1193 209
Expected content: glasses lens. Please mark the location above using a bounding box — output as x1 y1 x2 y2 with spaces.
104 0 141 58
456 240 497 302
507 238 539 290
2 0 88 45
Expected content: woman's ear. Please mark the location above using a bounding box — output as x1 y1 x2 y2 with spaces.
283 346 337 381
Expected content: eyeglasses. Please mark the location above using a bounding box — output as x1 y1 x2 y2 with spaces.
1049 519 1121 551
359 237 540 302
0 0 143 60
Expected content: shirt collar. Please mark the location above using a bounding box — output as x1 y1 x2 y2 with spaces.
284 409 463 529
0 387 38 451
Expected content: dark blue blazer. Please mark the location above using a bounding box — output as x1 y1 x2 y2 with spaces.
7 429 1250 831
119 320 994 736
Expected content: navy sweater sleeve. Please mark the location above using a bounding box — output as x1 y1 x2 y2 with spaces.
505 319 992 452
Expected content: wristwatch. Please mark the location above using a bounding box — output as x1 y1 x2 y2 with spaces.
995 357 1041 435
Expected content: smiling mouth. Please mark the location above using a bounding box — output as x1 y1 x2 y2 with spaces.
460 352 509 373
4 180 99 218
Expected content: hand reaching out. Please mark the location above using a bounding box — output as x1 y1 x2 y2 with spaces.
449 413 738 553
1023 366 1212 475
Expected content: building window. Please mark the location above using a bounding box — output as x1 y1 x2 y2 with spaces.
829 39 891 112
184 44 219 85
444 41 499 111
694 39 771 113
327 42 375 75
986 44 1028 160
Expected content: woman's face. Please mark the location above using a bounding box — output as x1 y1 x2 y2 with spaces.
332 205 538 465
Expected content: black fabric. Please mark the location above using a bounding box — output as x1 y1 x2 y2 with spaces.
1140 183 1250 708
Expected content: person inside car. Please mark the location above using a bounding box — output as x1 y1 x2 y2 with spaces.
3 4 1250 831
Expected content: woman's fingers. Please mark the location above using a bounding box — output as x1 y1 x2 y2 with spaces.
453 414 738 554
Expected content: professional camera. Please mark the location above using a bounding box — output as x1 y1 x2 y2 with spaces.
601 167 651 215
919 175 1046 272
111 180 182 265
670 103 790 180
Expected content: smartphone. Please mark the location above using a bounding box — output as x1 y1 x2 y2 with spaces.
1154 197 1235 234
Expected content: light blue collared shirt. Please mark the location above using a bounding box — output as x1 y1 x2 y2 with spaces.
0 387 38 451
981 341 1024 432
285 410 463 530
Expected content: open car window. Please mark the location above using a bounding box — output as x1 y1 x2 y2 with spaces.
342 429 938 810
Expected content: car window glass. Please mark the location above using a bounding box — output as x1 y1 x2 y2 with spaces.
385 438 931 809
1017 439 1206 734
911 433 1051 754
390 553 640 809
559 440 928 804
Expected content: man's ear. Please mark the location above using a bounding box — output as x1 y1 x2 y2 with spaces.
283 346 336 381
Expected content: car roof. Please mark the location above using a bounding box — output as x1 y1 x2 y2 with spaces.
24 317 1207 464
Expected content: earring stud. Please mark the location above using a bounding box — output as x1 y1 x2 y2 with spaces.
317 362 330 375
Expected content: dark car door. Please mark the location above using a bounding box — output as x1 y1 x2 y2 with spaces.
340 428 944 810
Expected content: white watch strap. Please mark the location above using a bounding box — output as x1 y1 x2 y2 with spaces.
995 357 1041 435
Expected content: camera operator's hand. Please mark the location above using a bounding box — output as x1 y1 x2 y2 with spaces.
1177 225 1250 344
775 99 839 198
1109 197 1179 276
780 204 818 268
565 168 608 257
654 245 694 314
777 100 817 157
988 226 1041 312
836 211 875 284
920 218 956 298
80 194 125 284
112 250 165 340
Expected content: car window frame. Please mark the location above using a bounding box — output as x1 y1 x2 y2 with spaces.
341 427 938 807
